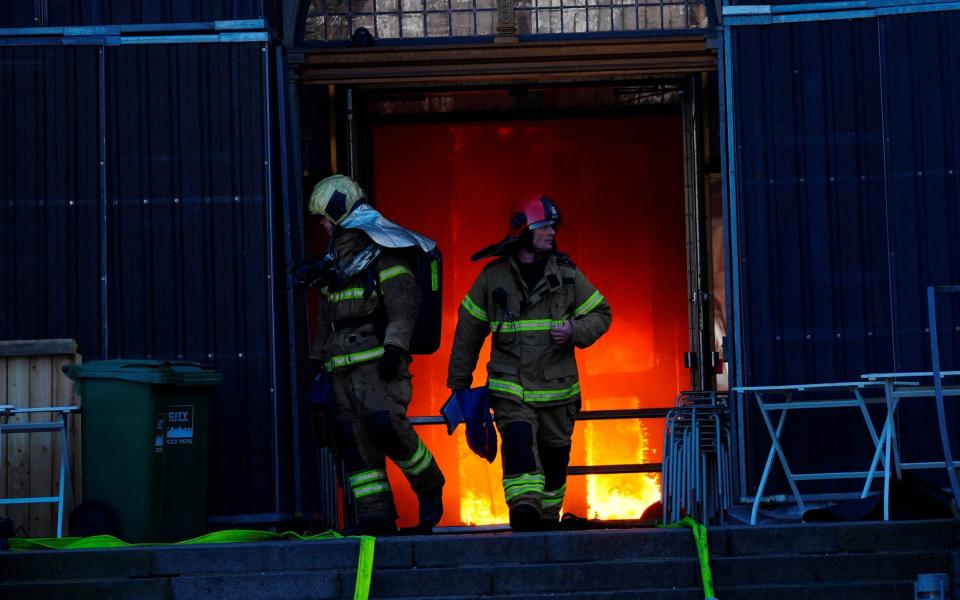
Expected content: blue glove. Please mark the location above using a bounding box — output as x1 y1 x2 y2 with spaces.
306 371 338 448
306 371 337 414
441 387 497 463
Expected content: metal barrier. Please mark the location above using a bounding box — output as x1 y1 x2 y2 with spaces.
0 405 79 538
927 285 960 511
410 407 671 477
661 391 732 525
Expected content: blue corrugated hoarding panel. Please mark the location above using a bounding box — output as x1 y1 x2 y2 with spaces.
103 42 285 518
882 12 960 371
732 20 893 387
0 0 264 28
0 45 104 352
727 13 960 497
0 3 37 28
0 41 291 521
881 12 960 469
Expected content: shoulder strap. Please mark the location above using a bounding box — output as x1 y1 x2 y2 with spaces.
363 267 380 298
554 253 577 285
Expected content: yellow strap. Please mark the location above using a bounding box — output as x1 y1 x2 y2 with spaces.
324 346 385 371
660 517 716 599
353 535 376 600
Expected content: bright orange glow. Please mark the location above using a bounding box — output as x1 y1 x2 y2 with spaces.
373 115 686 527
458 437 509 525
583 405 660 520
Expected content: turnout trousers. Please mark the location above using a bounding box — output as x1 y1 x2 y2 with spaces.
331 361 444 523
492 395 578 520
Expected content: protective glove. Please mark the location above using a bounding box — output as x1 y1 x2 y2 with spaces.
310 407 337 449
441 388 498 463
306 371 338 448
377 345 405 381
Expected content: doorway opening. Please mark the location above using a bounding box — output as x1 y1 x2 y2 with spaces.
300 81 722 528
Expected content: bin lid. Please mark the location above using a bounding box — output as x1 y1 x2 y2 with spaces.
63 359 223 386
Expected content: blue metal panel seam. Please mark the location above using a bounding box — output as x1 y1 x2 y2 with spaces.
274 44 302 516
0 19 266 37
98 45 108 357
720 25 748 497
262 40 282 515
119 33 269 44
0 33 268 46
876 18 899 372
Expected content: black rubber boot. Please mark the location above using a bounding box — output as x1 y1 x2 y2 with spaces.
536 515 559 531
400 485 444 535
419 485 444 530
509 504 542 532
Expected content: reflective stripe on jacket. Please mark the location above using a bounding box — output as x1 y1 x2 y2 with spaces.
447 253 611 405
311 229 420 371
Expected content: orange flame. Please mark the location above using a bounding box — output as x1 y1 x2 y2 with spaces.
373 115 687 528
458 434 509 525
454 404 663 525
584 412 661 520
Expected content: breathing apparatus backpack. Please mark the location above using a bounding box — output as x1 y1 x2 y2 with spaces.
406 246 443 355
364 246 443 355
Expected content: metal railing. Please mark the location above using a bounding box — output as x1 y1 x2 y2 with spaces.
410 407 671 477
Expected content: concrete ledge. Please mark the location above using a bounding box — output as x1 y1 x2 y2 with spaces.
545 527 691 562
711 550 953 585
716 581 915 600
172 572 341 599
714 519 956 556
491 559 700 594
408 531 549 567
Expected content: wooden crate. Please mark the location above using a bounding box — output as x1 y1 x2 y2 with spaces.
0 339 82 537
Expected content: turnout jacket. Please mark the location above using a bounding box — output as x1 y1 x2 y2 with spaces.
310 229 420 371
447 253 611 406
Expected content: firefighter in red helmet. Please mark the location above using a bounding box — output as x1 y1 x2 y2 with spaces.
447 195 612 531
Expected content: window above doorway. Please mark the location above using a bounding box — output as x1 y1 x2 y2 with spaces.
302 0 709 43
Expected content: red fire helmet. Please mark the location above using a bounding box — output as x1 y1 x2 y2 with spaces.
507 195 562 238
472 195 561 261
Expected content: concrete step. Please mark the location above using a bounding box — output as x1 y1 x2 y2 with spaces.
367 558 700 597
0 559 700 599
365 552 951 598
716 581 917 600
0 538 367 582
0 579 706 600
418 581 917 600
2 550 948 599
1 520 954 584
710 550 953 586
708 519 956 557
0 574 925 600
0 520 955 599
0 576 704 600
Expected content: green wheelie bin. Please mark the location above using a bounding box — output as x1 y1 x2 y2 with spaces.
63 360 222 543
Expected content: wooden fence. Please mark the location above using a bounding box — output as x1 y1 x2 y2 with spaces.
0 339 82 537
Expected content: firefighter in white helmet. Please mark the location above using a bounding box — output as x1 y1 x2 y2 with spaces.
307 174 444 535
